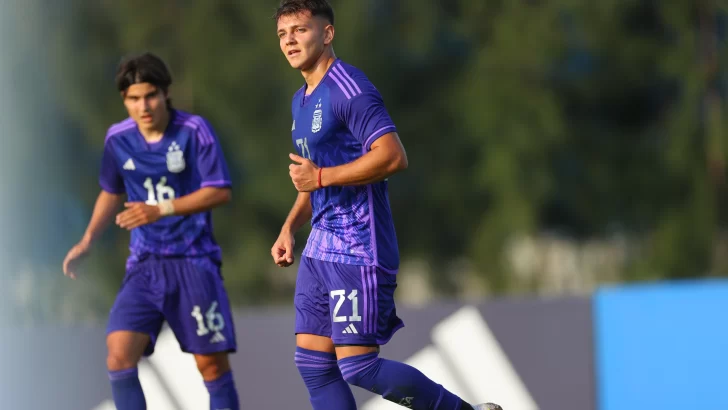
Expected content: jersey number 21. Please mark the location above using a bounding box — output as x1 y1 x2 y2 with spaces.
296 138 311 160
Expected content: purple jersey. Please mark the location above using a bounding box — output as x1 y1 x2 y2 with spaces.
100 110 232 266
290 60 399 272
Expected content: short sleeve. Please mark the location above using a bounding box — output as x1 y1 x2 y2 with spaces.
194 118 232 189
99 139 125 194
332 77 397 151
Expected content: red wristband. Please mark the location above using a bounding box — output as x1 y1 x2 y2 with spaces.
317 167 323 189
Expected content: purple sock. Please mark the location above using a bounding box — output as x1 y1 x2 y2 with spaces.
109 368 146 410
338 352 473 409
204 371 239 410
295 347 357 410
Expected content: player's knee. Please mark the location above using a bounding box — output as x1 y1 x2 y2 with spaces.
106 351 139 371
106 331 148 371
195 353 231 382
337 352 381 387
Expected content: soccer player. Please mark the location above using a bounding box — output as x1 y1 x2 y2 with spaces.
271 1 502 409
62 53 240 410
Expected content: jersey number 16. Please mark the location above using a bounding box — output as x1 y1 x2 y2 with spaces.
143 176 176 205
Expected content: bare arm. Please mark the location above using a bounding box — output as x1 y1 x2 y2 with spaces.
321 133 407 187
168 186 232 216
281 192 312 235
272 192 312 267
288 133 408 192
116 186 232 230
63 190 125 278
82 190 125 244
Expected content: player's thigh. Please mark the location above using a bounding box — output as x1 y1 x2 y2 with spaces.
294 256 332 339
193 352 231 382
321 263 404 347
106 330 151 371
335 345 379 360
296 333 336 354
163 259 237 355
106 264 165 357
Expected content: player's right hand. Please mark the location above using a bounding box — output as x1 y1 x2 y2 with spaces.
271 231 295 267
63 239 91 280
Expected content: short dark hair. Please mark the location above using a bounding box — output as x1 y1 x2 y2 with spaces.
274 0 334 25
115 52 173 95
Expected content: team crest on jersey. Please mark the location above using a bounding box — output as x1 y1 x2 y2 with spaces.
311 99 323 133
166 141 185 173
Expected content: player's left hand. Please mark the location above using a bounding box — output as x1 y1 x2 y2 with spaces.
116 202 162 230
289 153 320 192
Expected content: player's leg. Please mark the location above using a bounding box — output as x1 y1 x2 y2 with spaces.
337 345 488 410
106 263 166 410
328 264 501 409
106 331 150 410
294 256 357 410
164 258 239 410
193 352 238 410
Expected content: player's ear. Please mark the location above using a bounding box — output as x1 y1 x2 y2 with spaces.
324 24 334 45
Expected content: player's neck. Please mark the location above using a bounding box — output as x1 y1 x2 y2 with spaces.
138 109 171 143
301 50 336 94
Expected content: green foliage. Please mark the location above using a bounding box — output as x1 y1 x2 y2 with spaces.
4 0 725 323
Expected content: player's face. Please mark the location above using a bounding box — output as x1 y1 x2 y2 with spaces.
277 12 333 71
122 83 168 130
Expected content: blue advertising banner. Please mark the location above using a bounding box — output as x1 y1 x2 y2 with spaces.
594 280 728 410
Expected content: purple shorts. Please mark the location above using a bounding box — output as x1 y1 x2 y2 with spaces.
294 256 404 345
107 256 237 356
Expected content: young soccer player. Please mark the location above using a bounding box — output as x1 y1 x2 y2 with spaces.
62 53 240 410
270 1 502 409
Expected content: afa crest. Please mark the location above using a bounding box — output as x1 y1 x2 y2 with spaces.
311 98 323 133
166 141 186 173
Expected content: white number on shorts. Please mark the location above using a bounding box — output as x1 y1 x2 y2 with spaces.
331 289 362 323
191 301 225 336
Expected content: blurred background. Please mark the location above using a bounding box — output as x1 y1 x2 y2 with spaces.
1 0 728 409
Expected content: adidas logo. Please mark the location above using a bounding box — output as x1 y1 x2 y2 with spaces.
342 324 358 334
361 306 537 410
123 158 135 171
210 332 226 344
